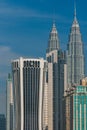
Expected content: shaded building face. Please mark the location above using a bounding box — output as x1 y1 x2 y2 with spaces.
0 114 6 130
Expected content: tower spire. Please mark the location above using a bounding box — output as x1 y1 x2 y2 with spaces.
72 0 79 28
53 9 56 25
74 0 77 20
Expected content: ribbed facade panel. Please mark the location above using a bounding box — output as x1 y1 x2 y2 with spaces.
23 63 40 130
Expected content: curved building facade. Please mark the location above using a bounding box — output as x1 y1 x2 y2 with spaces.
12 57 47 130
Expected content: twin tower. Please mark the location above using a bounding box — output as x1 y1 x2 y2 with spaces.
47 8 85 86
12 7 85 130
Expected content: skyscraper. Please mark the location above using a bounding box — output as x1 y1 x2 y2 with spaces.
6 73 13 130
12 57 47 130
67 6 85 86
46 23 67 130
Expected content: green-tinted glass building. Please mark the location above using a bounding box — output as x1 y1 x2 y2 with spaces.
73 85 87 130
64 85 87 130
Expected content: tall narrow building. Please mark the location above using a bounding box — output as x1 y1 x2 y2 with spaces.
46 23 67 130
6 73 13 130
67 7 85 86
12 57 47 130
42 63 48 130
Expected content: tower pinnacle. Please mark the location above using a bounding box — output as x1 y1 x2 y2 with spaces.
72 1 79 28
74 1 77 20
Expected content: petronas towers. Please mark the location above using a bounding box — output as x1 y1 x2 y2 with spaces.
47 6 85 89
47 7 85 84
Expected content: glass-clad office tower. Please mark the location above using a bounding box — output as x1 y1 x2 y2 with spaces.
12 57 47 130
73 86 87 130
67 7 85 86
64 85 87 130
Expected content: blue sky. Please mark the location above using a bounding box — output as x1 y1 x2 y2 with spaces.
0 0 87 114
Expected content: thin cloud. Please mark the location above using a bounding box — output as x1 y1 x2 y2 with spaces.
0 45 19 80
0 46 19 65
0 3 53 18
0 2 70 23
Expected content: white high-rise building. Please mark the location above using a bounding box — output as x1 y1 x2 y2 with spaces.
6 73 13 130
12 57 47 130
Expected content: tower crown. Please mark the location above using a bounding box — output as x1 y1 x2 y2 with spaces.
72 3 79 28
46 22 60 53
72 17 79 28
51 23 57 34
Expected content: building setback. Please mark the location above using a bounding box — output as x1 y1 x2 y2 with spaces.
67 7 85 86
12 57 47 130
46 23 67 130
